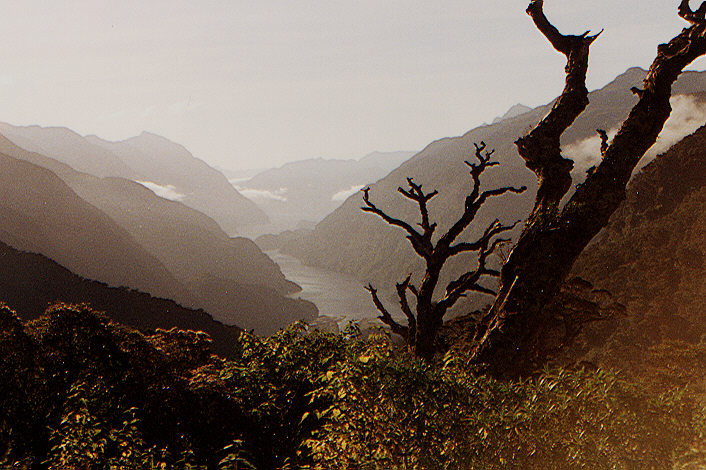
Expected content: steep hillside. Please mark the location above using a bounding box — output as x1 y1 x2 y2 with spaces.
0 123 136 178
64 176 314 331
0 241 242 357
571 125 706 386
0 151 183 302
0 124 267 235
238 151 415 234
280 68 706 301
87 131 268 234
0 134 316 332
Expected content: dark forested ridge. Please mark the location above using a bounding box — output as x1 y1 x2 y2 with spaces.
570 125 706 388
0 240 242 357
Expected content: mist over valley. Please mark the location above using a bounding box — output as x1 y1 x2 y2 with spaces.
1 1 706 463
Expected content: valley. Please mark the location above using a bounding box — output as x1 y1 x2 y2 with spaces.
1 32 705 465
267 250 382 328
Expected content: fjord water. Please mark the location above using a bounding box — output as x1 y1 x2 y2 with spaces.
267 250 379 322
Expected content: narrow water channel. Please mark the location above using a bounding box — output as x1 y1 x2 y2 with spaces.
267 250 380 323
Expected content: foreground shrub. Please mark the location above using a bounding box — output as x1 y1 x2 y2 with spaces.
303 337 702 470
1 307 702 469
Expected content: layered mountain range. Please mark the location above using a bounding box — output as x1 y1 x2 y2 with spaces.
272 67 706 308
0 123 268 235
235 150 415 236
0 131 316 333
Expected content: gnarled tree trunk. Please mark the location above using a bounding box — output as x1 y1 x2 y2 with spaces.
469 0 706 378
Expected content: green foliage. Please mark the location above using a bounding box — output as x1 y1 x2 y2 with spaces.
302 341 702 470
200 322 357 468
46 380 153 469
1 307 704 469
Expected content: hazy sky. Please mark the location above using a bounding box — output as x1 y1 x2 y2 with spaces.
1 1 704 170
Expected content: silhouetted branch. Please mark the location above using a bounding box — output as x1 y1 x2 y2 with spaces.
365 284 409 339
437 221 511 313
396 276 417 341
397 178 438 237
679 0 706 24
448 220 520 258
361 187 432 259
438 143 527 251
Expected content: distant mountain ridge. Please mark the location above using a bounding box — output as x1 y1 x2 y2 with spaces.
0 123 267 235
88 132 268 234
0 132 316 333
236 150 416 235
492 104 532 123
0 123 137 178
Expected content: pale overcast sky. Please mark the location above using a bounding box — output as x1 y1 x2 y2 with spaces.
1 1 704 170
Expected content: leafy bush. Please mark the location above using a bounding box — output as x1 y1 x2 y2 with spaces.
1 306 703 469
303 337 702 470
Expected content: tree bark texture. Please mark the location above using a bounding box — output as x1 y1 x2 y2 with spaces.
470 0 706 378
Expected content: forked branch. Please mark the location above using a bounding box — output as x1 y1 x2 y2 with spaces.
365 284 409 339
679 0 706 24
362 143 525 360
517 0 602 214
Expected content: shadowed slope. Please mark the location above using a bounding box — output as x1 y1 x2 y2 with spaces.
0 241 242 357
0 151 183 302
0 133 316 332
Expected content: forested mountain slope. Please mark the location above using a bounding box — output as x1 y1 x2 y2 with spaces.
0 241 242 357
571 125 706 387
279 68 706 303
0 134 316 332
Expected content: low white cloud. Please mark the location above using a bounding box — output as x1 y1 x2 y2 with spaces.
228 177 254 185
136 181 186 201
331 184 365 201
642 95 706 163
566 95 706 181
238 187 288 202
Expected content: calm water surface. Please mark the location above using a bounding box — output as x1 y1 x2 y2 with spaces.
267 250 379 322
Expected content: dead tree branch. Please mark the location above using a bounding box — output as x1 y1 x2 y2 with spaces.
679 0 706 24
362 145 525 361
365 284 409 340
469 0 706 378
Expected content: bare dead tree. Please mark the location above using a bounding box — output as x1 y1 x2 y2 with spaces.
466 0 706 377
362 143 526 361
